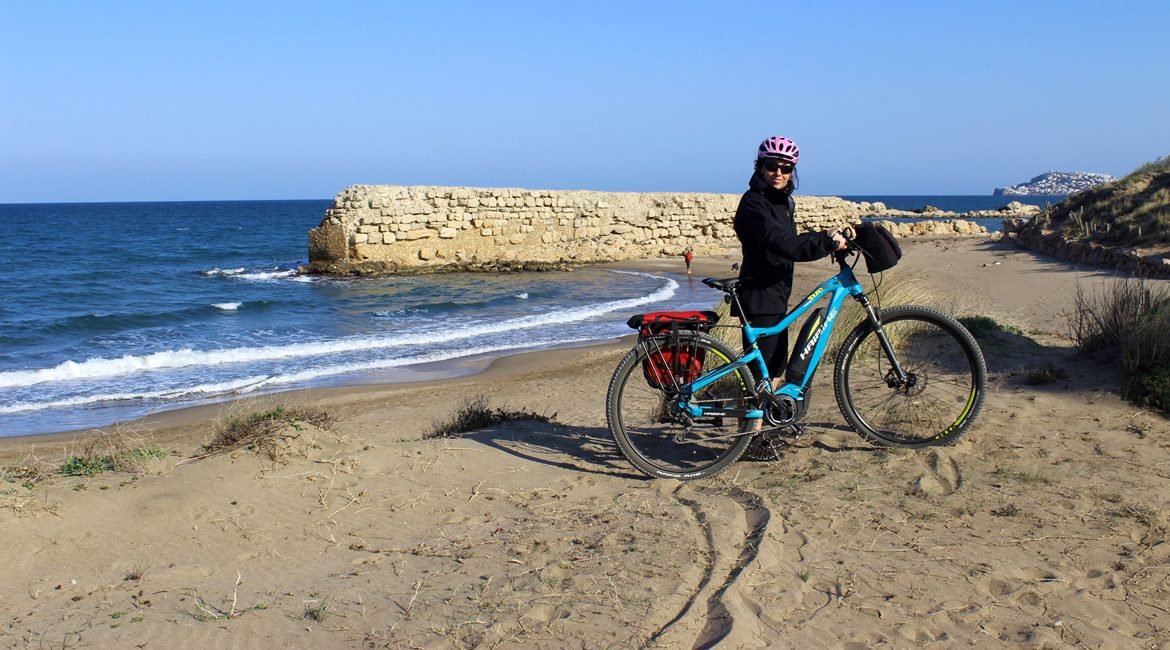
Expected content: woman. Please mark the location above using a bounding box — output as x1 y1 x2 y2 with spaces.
733 136 847 392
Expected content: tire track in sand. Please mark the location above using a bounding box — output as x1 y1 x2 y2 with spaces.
646 483 773 648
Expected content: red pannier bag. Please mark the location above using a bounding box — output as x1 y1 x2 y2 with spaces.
625 311 720 391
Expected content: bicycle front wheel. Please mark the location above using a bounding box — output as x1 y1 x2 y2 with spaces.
834 305 986 448
606 333 756 480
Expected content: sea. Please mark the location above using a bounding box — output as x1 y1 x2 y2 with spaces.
844 194 1064 232
0 195 1061 437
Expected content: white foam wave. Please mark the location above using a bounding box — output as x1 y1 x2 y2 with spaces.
515 292 529 299
203 267 246 276
0 337 600 414
202 267 297 281
0 375 273 414
238 269 296 281
0 275 677 389
212 302 242 311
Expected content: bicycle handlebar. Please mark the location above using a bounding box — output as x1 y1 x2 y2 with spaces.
834 226 861 269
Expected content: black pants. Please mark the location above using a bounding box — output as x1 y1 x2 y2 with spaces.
742 312 789 380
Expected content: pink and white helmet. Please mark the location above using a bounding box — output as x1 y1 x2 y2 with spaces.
757 136 799 164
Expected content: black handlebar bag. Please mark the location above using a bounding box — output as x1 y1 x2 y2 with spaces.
853 223 902 273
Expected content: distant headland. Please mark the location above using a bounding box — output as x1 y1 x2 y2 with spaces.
994 171 1115 196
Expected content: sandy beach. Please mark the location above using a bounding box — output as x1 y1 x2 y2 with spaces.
3 237 1169 648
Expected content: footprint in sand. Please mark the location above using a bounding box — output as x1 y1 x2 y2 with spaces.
909 449 963 497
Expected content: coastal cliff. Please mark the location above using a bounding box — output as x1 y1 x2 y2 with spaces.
995 171 1115 196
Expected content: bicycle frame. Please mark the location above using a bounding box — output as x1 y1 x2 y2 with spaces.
681 262 879 422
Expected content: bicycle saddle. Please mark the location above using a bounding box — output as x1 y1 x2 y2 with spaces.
702 277 740 292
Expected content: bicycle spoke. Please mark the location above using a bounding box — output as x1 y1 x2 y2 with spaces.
607 334 756 478
835 307 986 447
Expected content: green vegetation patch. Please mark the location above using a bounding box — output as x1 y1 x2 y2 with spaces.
59 447 167 477
958 315 1022 339
1125 365 1170 413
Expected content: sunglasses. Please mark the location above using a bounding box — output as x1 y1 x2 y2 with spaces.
761 160 795 174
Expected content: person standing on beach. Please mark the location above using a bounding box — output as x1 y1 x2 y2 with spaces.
683 247 694 274
733 135 847 392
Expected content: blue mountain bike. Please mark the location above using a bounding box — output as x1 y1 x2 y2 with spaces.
606 237 987 480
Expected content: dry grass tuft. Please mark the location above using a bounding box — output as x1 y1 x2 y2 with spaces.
58 427 169 477
425 395 555 439
1069 277 1170 370
3 427 169 512
1 453 60 514
709 269 977 368
1 453 57 486
1068 276 1170 411
203 403 334 458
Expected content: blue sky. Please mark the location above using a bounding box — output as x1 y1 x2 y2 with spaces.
1 1 1168 202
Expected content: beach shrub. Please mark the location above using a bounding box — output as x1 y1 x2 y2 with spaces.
425 395 555 439
204 405 334 455
1069 277 1170 371
1069 276 1170 412
59 455 116 477
56 428 170 478
58 447 168 477
1125 365 1170 412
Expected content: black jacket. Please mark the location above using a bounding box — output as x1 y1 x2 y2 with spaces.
733 173 836 316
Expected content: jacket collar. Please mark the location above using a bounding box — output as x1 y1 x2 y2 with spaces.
748 172 791 203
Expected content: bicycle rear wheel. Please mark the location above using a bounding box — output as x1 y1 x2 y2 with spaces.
606 333 756 480
834 305 986 447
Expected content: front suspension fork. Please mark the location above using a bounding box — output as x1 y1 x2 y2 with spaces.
858 296 910 387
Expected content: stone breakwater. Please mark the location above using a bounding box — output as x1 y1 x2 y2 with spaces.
304 185 989 275
857 200 1043 220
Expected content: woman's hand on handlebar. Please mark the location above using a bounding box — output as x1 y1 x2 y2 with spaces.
829 228 849 251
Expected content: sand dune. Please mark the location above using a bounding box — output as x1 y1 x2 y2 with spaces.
3 238 1168 648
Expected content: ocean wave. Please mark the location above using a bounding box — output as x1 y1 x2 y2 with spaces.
43 304 224 334
203 267 246 276
238 269 297 281
202 266 297 281
212 302 242 311
372 288 538 319
0 375 274 414
0 275 677 389
0 336 600 414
